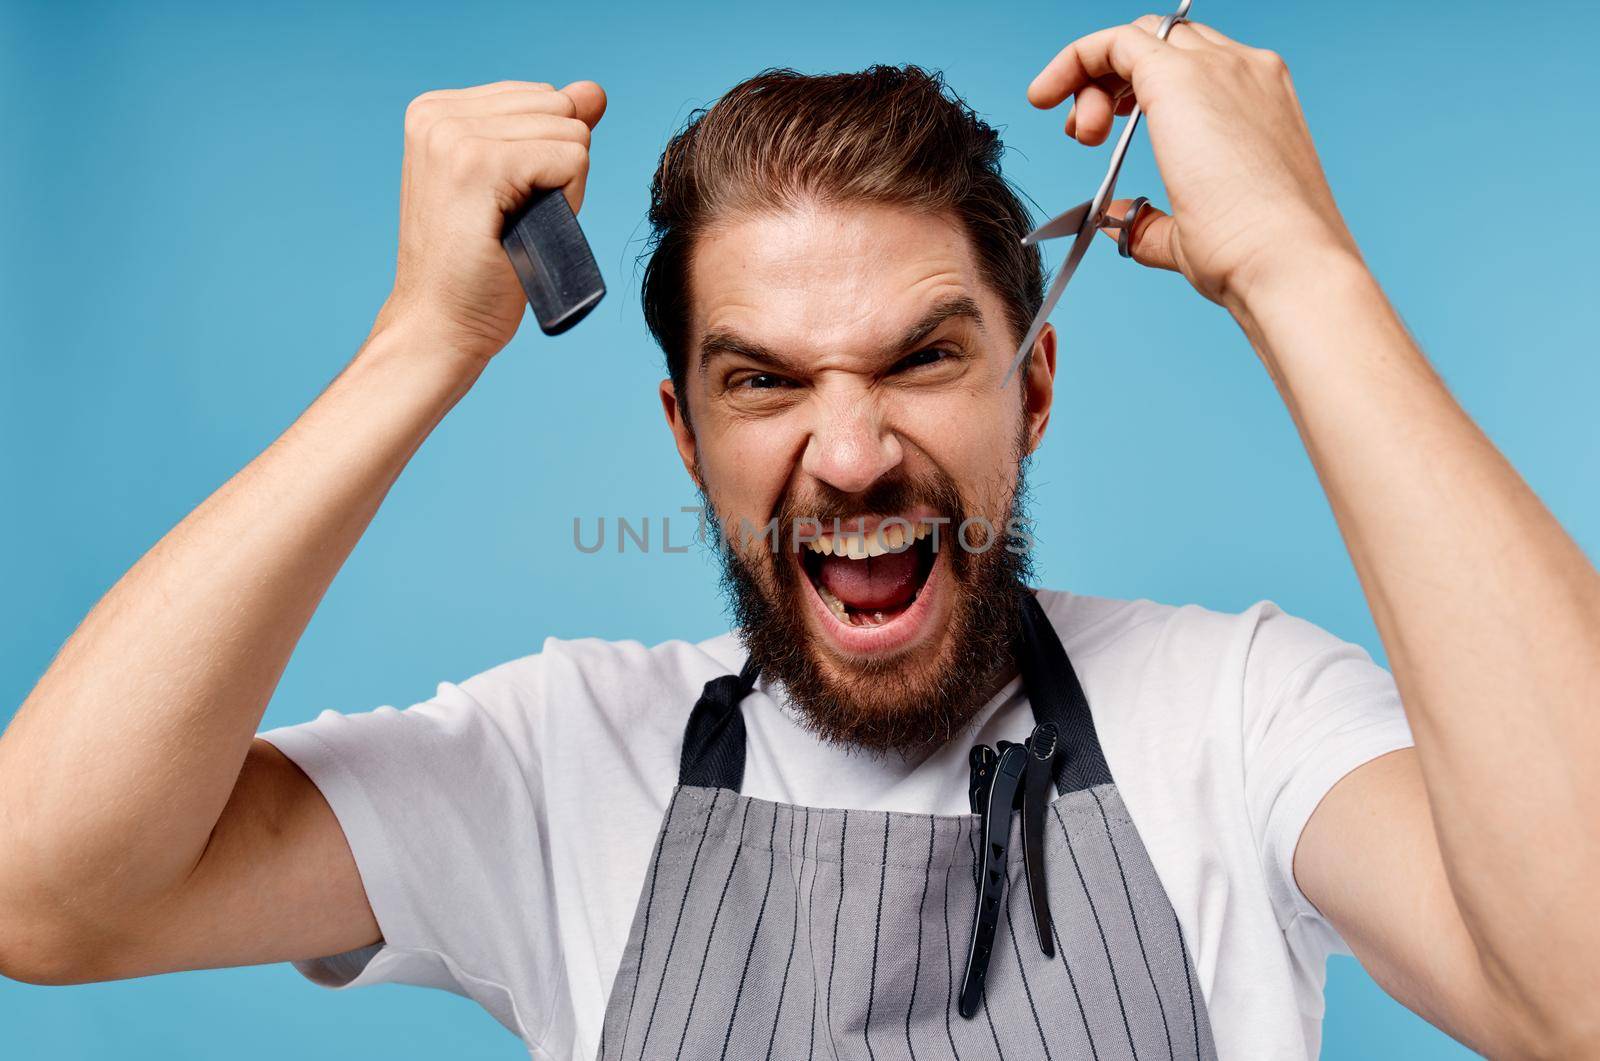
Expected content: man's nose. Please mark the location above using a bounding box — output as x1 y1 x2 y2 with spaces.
799 395 905 496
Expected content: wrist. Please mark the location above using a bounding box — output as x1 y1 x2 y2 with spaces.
1224 241 1416 394
351 315 490 418
1224 239 1370 319
361 309 492 390
1224 244 1377 346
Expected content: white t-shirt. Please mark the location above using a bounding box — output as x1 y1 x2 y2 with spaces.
259 589 1413 1061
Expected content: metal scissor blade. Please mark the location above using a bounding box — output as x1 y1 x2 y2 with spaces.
1022 199 1093 247
1003 219 1099 384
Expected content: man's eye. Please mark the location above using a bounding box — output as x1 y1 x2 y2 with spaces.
739 373 790 390
897 347 951 372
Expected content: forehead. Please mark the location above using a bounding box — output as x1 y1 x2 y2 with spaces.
687 201 991 359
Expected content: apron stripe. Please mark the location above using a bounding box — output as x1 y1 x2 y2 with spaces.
805 806 824 1061
615 787 681 1060
762 809 803 1061
904 816 936 1061
957 827 1001 1057
1054 800 1141 1059
674 799 753 1058
823 811 848 1056
1175 909 1201 1058
941 829 962 1060
979 981 1006 1058
862 814 891 1061
1002 879 1054 1061
1049 902 1102 1061
638 787 722 1059
722 807 780 1061
1091 786 1176 1061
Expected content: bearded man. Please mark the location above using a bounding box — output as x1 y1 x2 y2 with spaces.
3 15 1598 1061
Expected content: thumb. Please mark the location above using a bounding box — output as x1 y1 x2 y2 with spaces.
1100 198 1181 273
559 80 608 130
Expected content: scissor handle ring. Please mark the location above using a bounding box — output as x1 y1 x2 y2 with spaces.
1114 196 1151 259
1157 9 1190 39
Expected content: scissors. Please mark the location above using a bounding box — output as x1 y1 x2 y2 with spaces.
1005 0 1193 384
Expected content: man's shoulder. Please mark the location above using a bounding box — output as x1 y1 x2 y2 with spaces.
1034 587 1359 671
535 628 745 680
1035 585 1264 639
456 628 748 720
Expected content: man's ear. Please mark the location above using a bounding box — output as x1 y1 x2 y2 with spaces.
660 379 702 487
1022 323 1057 455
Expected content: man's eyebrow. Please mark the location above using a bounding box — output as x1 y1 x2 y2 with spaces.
697 294 987 376
898 295 986 354
697 331 803 376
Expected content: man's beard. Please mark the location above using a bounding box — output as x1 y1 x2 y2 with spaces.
702 459 1035 757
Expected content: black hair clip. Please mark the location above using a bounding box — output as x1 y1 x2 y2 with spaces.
958 721 1059 1019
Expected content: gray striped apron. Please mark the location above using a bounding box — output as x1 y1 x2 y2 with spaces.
598 593 1218 1059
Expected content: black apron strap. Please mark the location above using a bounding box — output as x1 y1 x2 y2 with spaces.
1017 590 1112 794
678 654 760 789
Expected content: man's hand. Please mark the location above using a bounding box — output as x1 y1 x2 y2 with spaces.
373 79 607 364
1028 18 1358 308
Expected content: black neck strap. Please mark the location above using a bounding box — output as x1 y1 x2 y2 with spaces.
678 654 760 789
679 591 1112 795
1014 589 1113 793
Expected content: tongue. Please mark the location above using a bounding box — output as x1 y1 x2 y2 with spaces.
818 549 921 611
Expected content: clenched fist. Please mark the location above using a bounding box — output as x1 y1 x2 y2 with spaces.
372 79 606 364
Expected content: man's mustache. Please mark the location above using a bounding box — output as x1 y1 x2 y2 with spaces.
770 474 966 540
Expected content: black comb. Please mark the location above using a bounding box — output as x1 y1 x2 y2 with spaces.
500 187 606 336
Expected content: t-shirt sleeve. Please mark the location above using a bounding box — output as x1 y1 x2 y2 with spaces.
1240 604 1415 958
257 659 562 1046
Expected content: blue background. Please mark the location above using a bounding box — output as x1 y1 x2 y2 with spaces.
3 0 1595 1056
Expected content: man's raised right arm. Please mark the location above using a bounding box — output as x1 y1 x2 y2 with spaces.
0 79 606 984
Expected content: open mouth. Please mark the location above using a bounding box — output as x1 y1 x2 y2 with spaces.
797 519 941 629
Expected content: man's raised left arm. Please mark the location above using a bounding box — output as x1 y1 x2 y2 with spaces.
1029 17 1600 1057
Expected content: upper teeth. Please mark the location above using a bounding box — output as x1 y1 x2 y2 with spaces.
804 519 934 558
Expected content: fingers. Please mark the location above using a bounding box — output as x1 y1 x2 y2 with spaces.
1067 79 1119 145
1028 24 1168 108
559 80 607 130
437 113 592 147
500 139 592 213
1033 15 1244 116
412 80 556 102
1034 15 1245 146
429 89 579 120
405 80 606 134
402 83 598 214
441 136 591 213
1131 14 1242 50
1100 198 1181 273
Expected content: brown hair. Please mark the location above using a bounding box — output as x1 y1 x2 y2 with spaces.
641 65 1044 413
